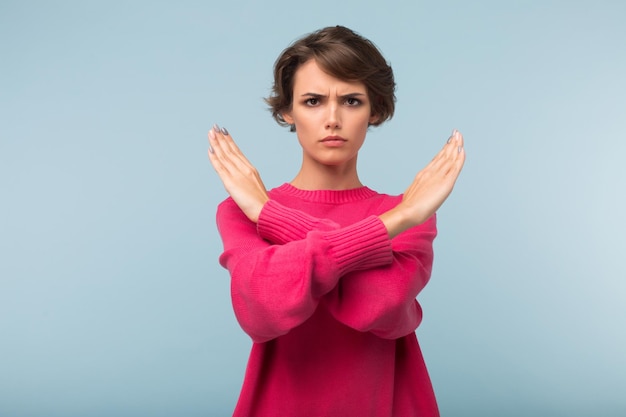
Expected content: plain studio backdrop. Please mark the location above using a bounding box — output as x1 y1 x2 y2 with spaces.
1 1 625 416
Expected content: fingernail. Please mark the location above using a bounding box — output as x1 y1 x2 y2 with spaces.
208 145 214 154
213 123 221 133
221 127 229 135
458 146 462 154
208 129 215 140
447 137 452 144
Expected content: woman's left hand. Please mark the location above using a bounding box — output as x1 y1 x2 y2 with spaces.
207 125 269 223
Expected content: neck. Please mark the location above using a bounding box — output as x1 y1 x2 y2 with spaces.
290 155 362 191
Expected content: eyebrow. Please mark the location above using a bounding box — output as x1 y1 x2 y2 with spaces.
300 92 366 98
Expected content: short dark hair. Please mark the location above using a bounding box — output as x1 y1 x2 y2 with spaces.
266 26 396 130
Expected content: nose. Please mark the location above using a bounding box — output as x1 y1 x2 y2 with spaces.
325 102 341 130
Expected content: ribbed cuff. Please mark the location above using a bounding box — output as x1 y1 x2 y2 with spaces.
322 215 393 276
257 200 339 244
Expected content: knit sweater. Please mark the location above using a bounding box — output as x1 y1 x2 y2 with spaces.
217 183 439 417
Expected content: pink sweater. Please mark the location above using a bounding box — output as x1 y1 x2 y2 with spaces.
217 183 439 417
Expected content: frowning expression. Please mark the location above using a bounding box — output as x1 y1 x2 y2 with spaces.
282 59 378 169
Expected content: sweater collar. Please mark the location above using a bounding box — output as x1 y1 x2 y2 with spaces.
274 183 379 204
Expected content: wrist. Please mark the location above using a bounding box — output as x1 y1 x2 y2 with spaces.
379 205 414 239
250 199 268 223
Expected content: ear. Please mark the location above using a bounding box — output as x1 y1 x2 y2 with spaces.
282 111 294 125
369 113 380 125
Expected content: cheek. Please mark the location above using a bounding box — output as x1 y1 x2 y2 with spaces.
293 111 315 129
358 114 372 131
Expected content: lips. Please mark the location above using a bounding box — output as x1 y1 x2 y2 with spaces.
320 136 348 148
321 136 347 142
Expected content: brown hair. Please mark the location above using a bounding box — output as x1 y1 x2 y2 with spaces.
266 26 396 130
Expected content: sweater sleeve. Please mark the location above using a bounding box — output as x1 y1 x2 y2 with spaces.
256 199 341 244
323 214 437 339
257 198 438 339
216 198 393 343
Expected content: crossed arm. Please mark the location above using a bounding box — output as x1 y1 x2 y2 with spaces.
208 124 465 238
208 125 465 342
217 196 437 342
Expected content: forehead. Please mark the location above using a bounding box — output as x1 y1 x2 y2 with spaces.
293 59 367 93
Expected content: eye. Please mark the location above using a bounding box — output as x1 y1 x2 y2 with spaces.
305 98 319 106
345 97 362 106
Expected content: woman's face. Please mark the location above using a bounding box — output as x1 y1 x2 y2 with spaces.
282 59 378 170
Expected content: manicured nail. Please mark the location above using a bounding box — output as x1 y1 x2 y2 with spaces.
458 146 462 153
221 127 229 135
208 129 215 140
208 145 214 154
213 124 221 133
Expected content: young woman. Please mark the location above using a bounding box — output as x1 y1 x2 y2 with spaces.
208 26 465 417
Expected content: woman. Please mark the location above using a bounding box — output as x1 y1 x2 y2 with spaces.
208 26 464 417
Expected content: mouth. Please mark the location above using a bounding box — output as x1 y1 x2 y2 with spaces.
321 136 347 143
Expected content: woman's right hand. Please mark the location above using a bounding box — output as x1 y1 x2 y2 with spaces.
379 130 466 238
207 125 269 223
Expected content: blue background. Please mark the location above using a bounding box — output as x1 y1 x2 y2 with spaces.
1 1 625 415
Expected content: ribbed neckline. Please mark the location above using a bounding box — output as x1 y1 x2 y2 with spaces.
273 183 379 204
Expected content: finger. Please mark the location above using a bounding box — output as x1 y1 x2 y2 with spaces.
441 129 464 167
208 127 245 180
436 129 461 158
421 130 463 180
211 125 257 173
424 130 459 172
209 126 246 173
207 129 232 178
444 129 463 159
212 124 247 162
218 125 244 155
208 128 227 163
453 130 465 168
444 130 466 180
209 125 231 157
454 130 464 156
208 126 267 195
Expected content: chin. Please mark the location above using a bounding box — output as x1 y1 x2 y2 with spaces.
317 157 352 166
